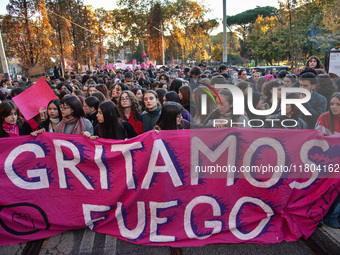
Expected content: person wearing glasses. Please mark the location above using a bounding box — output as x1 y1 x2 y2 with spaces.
56 95 93 135
158 73 170 85
110 83 129 105
117 91 143 135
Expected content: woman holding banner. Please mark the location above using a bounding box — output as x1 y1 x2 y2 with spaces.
56 95 93 135
315 92 340 135
83 101 136 140
117 91 143 135
0 100 32 137
31 99 62 136
315 92 340 228
154 102 191 132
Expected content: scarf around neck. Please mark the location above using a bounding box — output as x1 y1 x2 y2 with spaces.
3 121 19 137
56 117 86 134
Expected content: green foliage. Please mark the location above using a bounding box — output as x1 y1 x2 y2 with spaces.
227 6 277 26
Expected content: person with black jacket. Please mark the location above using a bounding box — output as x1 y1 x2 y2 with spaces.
0 100 32 138
31 99 62 136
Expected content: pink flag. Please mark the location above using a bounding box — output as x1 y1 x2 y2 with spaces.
12 77 58 120
108 63 113 70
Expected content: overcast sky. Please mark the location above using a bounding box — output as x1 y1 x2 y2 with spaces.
0 0 280 35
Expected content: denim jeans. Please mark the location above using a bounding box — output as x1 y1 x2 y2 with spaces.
324 192 340 228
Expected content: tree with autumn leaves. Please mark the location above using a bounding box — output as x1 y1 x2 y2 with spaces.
111 0 218 65
2 0 52 74
1 0 107 75
1 0 338 74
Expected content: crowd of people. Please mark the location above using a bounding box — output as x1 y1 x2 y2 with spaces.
0 55 339 228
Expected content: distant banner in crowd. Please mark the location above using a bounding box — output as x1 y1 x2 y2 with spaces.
0 129 339 247
82 65 89 72
12 78 58 120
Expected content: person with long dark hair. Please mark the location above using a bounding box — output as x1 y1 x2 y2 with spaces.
265 93 307 129
83 101 136 140
31 99 62 136
131 87 144 106
0 100 32 137
169 78 183 94
284 74 296 87
179 85 196 118
56 95 93 135
316 74 337 110
154 102 190 131
155 88 167 106
305 56 324 70
91 92 106 105
110 83 129 105
315 92 340 135
192 86 215 125
95 84 110 101
315 92 340 228
84 96 99 128
244 91 266 127
262 79 284 115
163 91 193 123
117 91 143 135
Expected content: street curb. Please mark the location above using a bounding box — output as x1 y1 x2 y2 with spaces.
308 224 340 255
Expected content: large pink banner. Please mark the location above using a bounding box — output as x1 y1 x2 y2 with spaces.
0 128 339 247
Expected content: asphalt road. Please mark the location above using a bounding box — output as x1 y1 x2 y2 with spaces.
0 228 316 255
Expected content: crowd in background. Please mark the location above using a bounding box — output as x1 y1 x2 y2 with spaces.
0 55 339 228
1 56 340 138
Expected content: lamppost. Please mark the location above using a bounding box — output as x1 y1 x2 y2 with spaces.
223 0 228 64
